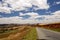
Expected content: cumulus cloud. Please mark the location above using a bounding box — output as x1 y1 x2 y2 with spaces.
0 10 60 24
20 12 39 16
0 7 11 13
0 16 23 24
56 1 60 4
52 10 60 15
32 0 49 9
0 16 40 24
19 12 41 19
0 0 49 13
0 12 42 24
39 10 60 24
1 0 60 24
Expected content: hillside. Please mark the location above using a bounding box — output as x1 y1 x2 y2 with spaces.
38 23 60 32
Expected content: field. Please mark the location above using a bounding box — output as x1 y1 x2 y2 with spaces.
22 27 37 40
0 25 37 40
39 23 60 32
0 23 60 40
47 28 60 32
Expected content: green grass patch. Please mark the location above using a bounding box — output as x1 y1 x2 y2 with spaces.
42 27 60 32
49 28 60 32
22 27 37 40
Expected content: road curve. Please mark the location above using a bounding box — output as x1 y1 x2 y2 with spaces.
36 27 60 40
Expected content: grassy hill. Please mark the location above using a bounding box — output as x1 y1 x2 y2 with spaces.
38 23 60 32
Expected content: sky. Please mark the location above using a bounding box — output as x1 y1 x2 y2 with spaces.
0 0 60 24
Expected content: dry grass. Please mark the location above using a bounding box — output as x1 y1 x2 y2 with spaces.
0 26 31 40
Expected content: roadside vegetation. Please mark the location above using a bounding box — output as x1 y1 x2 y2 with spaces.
47 28 60 32
0 24 38 40
22 27 37 40
0 28 19 39
39 23 60 32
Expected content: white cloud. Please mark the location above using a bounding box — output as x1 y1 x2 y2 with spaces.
0 10 60 24
1 0 60 24
0 16 39 24
19 12 40 19
52 10 60 15
0 0 49 13
0 16 23 24
0 7 11 13
56 1 60 4
3 0 32 11
32 0 49 9
46 11 52 13
38 10 60 24
0 12 41 24
20 12 39 16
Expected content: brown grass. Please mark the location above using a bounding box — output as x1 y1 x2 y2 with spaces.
0 26 31 40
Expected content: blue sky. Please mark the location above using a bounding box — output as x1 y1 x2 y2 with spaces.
0 0 60 24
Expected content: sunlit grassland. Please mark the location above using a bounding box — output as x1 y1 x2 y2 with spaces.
41 27 60 32
0 29 18 39
22 27 37 40
0 26 31 40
